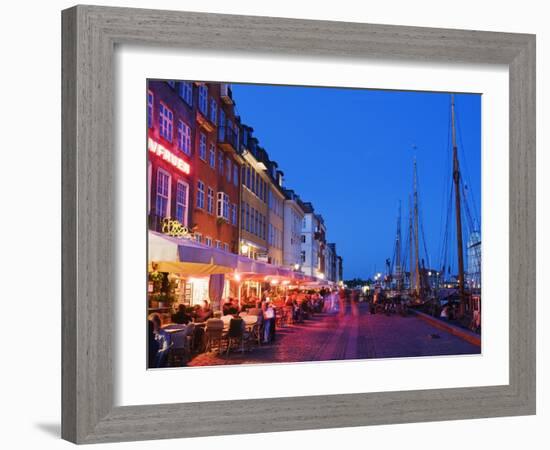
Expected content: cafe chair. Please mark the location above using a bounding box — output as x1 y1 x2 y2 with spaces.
226 317 248 356
204 318 224 354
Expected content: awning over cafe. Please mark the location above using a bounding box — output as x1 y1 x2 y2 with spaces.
148 231 326 283
148 231 237 275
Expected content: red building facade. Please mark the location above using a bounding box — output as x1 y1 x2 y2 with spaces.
147 80 241 253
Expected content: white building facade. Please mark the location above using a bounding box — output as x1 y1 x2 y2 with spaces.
300 203 327 278
282 189 305 269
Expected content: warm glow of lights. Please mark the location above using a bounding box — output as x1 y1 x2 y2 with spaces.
148 138 191 174
234 273 241 282
293 263 300 270
282 280 290 285
318 273 325 280
270 279 279 285
240 243 249 254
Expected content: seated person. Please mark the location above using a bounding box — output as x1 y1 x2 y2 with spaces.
150 314 170 368
223 298 238 316
195 300 213 322
147 319 159 368
172 304 192 324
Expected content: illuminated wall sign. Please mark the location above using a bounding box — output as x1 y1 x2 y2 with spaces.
162 218 194 239
148 138 191 174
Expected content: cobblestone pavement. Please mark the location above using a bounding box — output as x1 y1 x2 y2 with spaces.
187 302 480 367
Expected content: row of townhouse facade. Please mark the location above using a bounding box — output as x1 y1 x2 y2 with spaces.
147 80 343 283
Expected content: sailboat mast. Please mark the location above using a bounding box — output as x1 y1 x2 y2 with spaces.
395 201 402 290
413 159 421 297
451 94 467 313
408 195 414 295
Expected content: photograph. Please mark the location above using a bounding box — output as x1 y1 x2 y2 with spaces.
146 80 482 369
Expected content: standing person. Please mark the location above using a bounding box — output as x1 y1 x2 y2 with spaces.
371 289 378 314
263 302 275 344
338 287 346 316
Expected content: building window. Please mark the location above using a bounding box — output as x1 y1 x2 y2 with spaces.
198 84 208 115
217 192 230 221
177 120 191 155
159 103 173 142
233 165 238 186
245 204 250 232
241 203 245 229
147 161 152 213
218 151 224 175
209 144 215 168
166 80 176 88
147 91 153 128
207 187 214 214
301 235 306 243
226 158 232 182
199 133 207 161
219 109 226 139
205 236 212 247
231 203 237 226
245 166 251 189
175 180 189 226
261 215 265 239
210 98 217 124
195 232 202 244
215 240 222 249
178 81 193 106
196 180 205 209
155 169 170 218
301 251 306 263
259 180 264 201
223 243 229 252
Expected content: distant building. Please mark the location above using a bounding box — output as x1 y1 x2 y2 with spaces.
300 203 327 278
326 243 338 282
282 189 306 270
337 256 344 283
467 231 481 289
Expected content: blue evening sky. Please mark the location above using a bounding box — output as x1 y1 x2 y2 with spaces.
231 84 481 280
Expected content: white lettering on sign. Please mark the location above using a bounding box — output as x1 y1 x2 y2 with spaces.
148 138 191 174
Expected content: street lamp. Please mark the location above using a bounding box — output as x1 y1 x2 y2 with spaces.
240 243 249 255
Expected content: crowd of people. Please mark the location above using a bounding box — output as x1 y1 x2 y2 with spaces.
147 287 336 368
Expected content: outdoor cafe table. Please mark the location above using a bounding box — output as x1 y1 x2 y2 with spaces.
221 314 258 331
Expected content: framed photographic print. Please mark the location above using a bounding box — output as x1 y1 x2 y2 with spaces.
62 5 536 444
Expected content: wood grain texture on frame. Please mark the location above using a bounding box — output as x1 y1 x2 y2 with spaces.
61 5 536 444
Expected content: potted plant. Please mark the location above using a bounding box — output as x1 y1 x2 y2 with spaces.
148 270 165 309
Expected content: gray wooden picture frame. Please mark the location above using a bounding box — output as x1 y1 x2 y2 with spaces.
61 5 536 444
